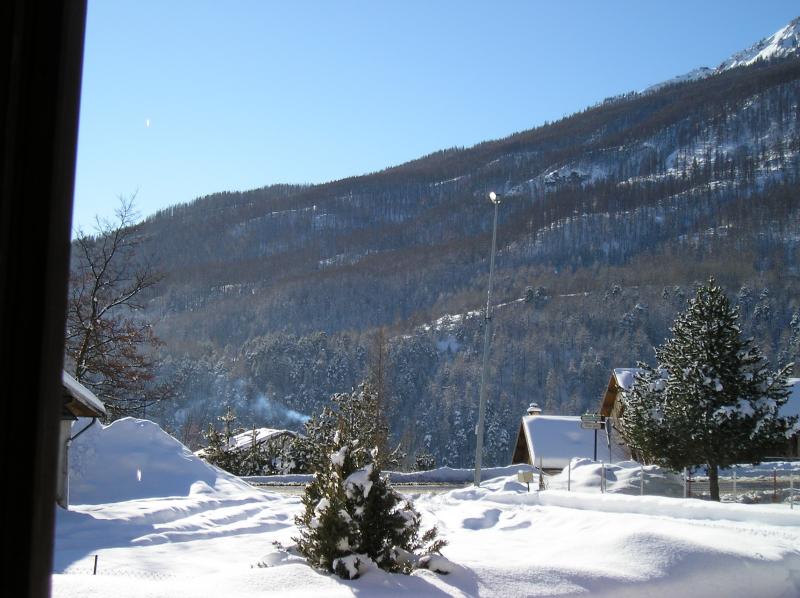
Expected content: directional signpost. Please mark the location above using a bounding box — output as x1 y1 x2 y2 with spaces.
580 413 605 461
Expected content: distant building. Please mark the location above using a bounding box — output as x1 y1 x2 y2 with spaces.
194 428 299 470
511 404 599 471
59 371 106 508
599 370 800 461
598 368 639 462
196 427 298 458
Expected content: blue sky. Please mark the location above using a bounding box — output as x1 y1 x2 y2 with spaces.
73 1 799 232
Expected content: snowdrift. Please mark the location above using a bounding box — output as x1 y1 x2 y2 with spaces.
68 417 256 504
53 418 800 598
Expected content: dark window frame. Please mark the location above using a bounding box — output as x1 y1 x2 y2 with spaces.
1 2 87 596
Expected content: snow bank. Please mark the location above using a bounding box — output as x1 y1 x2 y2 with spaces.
547 458 684 496
69 417 255 504
438 472 800 527
53 420 800 598
245 463 538 486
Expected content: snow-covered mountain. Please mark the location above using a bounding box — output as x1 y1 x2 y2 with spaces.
647 16 800 92
719 16 800 70
120 17 800 468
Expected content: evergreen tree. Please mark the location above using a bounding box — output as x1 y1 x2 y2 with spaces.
293 382 404 473
294 386 446 579
621 278 797 500
413 450 436 471
294 430 361 576
239 426 269 476
202 421 237 473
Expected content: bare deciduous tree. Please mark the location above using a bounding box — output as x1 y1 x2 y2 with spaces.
64 196 165 419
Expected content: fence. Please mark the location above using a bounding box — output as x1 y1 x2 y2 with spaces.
684 467 800 505
556 459 800 507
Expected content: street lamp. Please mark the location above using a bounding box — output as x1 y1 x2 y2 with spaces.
474 191 500 486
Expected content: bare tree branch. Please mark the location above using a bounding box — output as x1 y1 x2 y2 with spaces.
64 195 168 419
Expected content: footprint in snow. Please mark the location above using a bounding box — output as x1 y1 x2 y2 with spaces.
463 508 501 530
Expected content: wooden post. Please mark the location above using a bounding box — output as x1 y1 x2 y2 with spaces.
732 467 737 501
93 554 98 575
567 459 571 492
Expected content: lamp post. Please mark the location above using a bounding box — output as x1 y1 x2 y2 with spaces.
474 191 500 486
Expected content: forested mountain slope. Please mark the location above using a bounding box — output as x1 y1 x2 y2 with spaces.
107 25 800 467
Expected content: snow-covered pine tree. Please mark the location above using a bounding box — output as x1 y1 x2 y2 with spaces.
294 385 446 579
621 278 797 501
201 423 230 469
294 430 361 575
199 407 248 474
293 382 403 473
239 426 270 476
413 450 436 471
344 447 445 574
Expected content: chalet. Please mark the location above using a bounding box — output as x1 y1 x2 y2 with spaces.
59 371 106 508
598 368 639 461
599 369 800 460
511 403 599 472
196 427 298 462
225 427 297 454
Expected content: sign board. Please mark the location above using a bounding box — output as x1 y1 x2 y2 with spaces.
580 421 604 430
517 470 534 483
580 413 602 422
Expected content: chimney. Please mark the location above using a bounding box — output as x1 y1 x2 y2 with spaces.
527 402 542 416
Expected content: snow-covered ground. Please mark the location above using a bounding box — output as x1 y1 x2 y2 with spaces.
53 418 800 597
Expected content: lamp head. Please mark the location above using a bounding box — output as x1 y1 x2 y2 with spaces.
489 191 499 204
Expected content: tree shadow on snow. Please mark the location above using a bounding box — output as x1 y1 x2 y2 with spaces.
341 562 481 598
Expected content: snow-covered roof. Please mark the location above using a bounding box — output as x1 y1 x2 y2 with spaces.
227 427 297 451
62 370 106 418
600 368 642 416
519 415 597 470
196 427 298 457
613 368 642 391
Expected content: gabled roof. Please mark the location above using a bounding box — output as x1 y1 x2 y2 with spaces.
514 415 596 470
599 368 642 416
62 371 106 418
613 368 641 391
227 427 297 451
195 427 298 458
